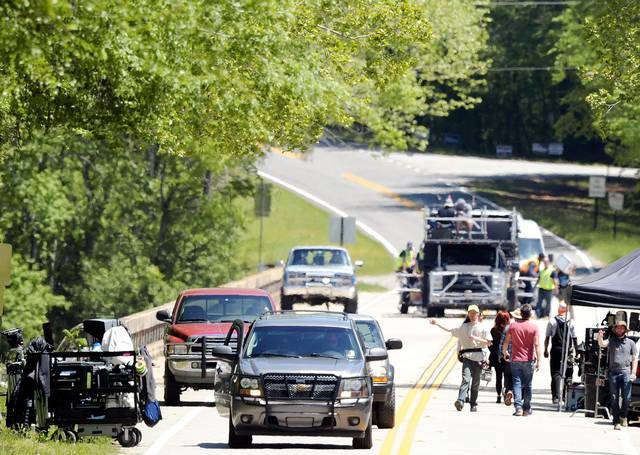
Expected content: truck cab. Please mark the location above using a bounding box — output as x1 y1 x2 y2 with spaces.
156 288 275 405
399 206 520 316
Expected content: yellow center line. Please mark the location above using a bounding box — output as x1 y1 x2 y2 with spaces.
270 146 303 160
378 337 457 455
341 172 421 210
397 351 459 454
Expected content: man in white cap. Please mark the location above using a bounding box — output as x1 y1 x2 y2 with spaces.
544 301 578 404
598 320 638 429
431 304 490 412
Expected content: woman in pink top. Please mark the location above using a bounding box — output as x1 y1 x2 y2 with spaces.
502 304 541 416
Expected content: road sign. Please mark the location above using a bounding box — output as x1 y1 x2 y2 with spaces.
496 145 512 157
608 192 624 211
254 182 272 217
548 143 564 156
531 143 547 155
588 176 606 198
329 216 356 245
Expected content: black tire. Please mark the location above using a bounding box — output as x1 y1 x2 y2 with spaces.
64 430 77 443
344 297 358 314
228 415 252 448
132 428 142 446
164 363 181 406
376 388 396 429
280 294 293 310
352 418 373 449
117 429 137 448
507 288 517 311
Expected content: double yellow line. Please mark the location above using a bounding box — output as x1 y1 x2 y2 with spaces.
341 173 422 210
379 337 458 455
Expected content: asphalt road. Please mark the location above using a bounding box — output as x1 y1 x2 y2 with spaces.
127 147 640 454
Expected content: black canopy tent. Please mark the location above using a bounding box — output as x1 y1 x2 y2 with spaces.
557 248 640 413
570 248 640 309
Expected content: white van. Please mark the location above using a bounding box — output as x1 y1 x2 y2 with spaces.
518 219 546 262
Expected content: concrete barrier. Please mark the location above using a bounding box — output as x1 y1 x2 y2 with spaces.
120 267 283 355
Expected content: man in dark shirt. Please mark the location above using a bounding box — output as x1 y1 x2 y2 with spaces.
598 320 638 430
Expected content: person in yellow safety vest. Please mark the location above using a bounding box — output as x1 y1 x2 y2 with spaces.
396 242 415 272
519 253 545 303
536 256 557 319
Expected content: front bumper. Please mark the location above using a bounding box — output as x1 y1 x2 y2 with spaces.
429 292 505 309
282 284 356 301
167 354 216 386
231 396 371 437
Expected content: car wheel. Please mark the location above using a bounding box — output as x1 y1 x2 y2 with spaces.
507 288 517 311
376 388 396 429
164 362 181 406
344 297 358 314
281 294 294 311
228 415 252 448
352 418 373 449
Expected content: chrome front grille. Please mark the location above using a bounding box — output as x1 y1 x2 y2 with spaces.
189 336 237 354
263 374 338 400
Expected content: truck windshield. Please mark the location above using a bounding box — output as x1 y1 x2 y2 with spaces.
177 295 272 323
441 244 497 267
519 238 544 261
246 326 362 360
355 321 385 350
289 249 349 267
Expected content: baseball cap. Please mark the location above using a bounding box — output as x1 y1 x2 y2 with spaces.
467 304 480 313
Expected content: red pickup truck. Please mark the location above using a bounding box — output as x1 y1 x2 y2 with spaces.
155 288 276 405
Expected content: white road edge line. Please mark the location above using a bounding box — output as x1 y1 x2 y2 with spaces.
258 171 400 257
144 408 204 455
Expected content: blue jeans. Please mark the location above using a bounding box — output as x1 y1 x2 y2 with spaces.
609 371 632 424
536 289 553 318
511 361 535 411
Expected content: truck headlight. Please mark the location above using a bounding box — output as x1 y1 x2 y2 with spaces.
339 378 369 398
432 275 444 291
335 273 355 286
286 272 305 284
371 365 389 384
492 273 505 290
237 375 263 397
167 344 188 355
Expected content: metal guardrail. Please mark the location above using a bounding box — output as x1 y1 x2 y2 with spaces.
121 267 283 350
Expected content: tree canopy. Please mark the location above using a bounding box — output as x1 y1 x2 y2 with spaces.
4 1 496 339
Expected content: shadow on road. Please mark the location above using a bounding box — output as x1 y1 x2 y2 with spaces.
195 442 350 450
159 401 214 407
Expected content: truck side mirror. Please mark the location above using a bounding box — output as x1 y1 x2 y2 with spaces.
354 260 364 268
156 310 172 323
385 338 403 350
365 347 388 362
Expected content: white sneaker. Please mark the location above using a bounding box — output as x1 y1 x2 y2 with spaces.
614 424 621 430
621 418 628 427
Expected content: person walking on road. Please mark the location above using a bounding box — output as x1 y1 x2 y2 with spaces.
502 304 541 416
544 301 578 404
598 321 638 430
536 256 557 318
490 310 511 404
431 304 491 412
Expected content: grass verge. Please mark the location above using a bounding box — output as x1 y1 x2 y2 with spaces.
472 176 640 265
0 388 116 455
236 186 394 276
0 427 116 455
